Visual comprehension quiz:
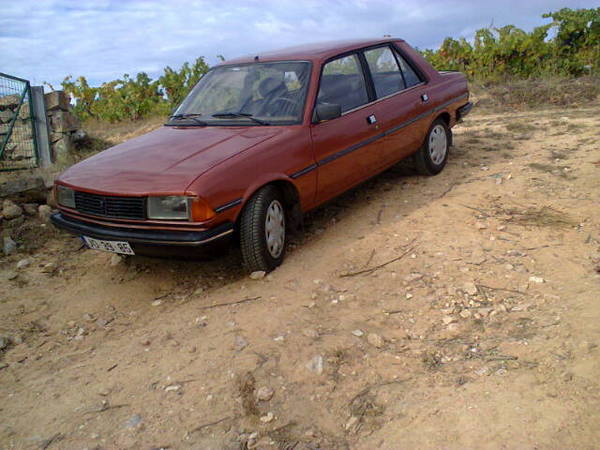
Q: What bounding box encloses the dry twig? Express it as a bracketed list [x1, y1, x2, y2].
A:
[341, 247, 414, 278]
[196, 296, 262, 311]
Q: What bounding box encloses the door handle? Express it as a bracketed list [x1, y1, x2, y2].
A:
[366, 114, 377, 125]
[421, 94, 429, 103]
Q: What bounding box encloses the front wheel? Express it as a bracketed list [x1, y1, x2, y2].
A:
[239, 185, 287, 272]
[414, 119, 451, 175]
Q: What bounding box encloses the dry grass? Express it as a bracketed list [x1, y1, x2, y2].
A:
[472, 77, 600, 110]
[497, 204, 575, 228]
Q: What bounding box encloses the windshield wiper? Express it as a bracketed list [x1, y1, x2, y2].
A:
[167, 113, 207, 126]
[211, 112, 270, 126]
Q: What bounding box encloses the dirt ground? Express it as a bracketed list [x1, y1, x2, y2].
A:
[1, 103, 599, 449]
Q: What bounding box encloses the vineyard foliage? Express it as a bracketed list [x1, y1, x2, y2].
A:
[60, 7, 599, 122]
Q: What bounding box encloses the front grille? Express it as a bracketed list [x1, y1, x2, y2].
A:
[74, 191, 146, 220]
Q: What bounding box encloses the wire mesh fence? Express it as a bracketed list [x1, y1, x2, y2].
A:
[0, 73, 38, 170]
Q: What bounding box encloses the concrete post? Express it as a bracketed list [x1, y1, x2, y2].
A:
[31, 86, 52, 168]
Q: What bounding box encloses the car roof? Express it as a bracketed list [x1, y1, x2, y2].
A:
[218, 38, 404, 66]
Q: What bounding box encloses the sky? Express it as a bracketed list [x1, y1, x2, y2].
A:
[1, 0, 598, 88]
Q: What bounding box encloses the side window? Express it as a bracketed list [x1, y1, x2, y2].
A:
[394, 49, 422, 87]
[318, 54, 369, 113]
[363, 46, 405, 98]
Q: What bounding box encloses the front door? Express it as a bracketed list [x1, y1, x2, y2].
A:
[310, 53, 384, 203]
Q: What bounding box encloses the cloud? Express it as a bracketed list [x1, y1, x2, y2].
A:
[1, 0, 597, 88]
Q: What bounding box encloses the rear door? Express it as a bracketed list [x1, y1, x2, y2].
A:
[310, 53, 385, 202]
[362, 45, 430, 162]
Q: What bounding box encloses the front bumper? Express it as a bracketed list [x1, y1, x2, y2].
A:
[457, 102, 473, 121]
[51, 212, 234, 246]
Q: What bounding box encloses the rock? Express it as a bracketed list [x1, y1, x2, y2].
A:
[475, 222, 487, 230]
[22, 203, 38, 216]
[302, 328, 319, 338]
[463, 282, 478, 296]
[345, 416, 359, 432]
[234, 335, 248, 351]
[3, 216, 25, 230]
[124, 414, 142, 429]
[38, 204, 52, 222]
[0, 336, 9, 350]
[367, 333, 384, 348]
[3, 236, 17, 256]
[2, 200, 23, 219]
[404, 272, 424, 282]
[529, 276, 545, 283]
[110, 254, 123, 266]
[260, 412, 274, 423]
[44, 91, 70, 111]
[48, 110, 80, 132]
[306, 355, 324, 374]
[459, 310, 472, 319]
[351, 329, 364, 337]
[442, 316, 457, 325]
[41, 262, 57, 273]
[72, 129, 88, 142]
[256, 386, 274, 401]
[151, 300, 162, 306]
[1, 271, 18, 281]
[16, 258, 31, 270]
[0, 175, 48, 203]
[165, 384, 181, 392]
[477, 307, 493, 317]
[83, 313, 94, 322]
[249, 271, 266, 280]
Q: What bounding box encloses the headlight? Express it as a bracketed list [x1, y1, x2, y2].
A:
[56, 185, 75, 208]
[147, 196, 190, 220]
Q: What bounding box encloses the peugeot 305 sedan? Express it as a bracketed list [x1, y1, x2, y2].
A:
[51, 38, 472, 272]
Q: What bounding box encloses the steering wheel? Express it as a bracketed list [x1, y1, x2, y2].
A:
[262, 96, 300, 117]
[271, 97, 298, 107]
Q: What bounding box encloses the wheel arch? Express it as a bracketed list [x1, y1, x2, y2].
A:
[430, 112, 453, 147]
[233, 176, 302, 233]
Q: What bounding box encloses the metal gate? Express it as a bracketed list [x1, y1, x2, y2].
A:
[0, 73, 38, 170]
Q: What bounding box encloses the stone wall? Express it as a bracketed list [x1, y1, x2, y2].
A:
[44, 91, 81, 163]
[0, 90, 82, 168]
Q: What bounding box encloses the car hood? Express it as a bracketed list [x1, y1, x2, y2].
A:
[59, 125, 283, 195]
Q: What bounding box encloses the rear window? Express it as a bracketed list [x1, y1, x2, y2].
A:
[393, 49, 422, 87]
[364, 46, 405, 98]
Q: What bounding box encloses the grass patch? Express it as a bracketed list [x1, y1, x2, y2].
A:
[505, 122, 536, 133]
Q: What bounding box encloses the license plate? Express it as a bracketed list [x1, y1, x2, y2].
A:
[82, 236, 135, 255]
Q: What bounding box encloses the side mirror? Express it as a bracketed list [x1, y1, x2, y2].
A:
[313, 103, 342, 123]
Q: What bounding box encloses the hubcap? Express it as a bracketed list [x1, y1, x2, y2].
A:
[428, 124, 447, 165]
[265, 200, 285, 258]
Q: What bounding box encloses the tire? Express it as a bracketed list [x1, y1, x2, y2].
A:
[239, 185, 286, 272]
[414, 118, 451, 175]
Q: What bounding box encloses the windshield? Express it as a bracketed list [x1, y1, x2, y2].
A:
[171, 61, 311, 126]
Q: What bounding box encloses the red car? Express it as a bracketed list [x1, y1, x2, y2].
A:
[51, 38, 472, 272]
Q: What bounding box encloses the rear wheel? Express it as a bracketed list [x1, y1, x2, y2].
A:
[239, 185, 286, 272]
[414, 118, 450, 175]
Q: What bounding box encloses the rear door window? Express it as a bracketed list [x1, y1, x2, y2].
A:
[393, 49, 423, 87]
[364, 46, 405, 98]
[318, 54, 369, 113]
